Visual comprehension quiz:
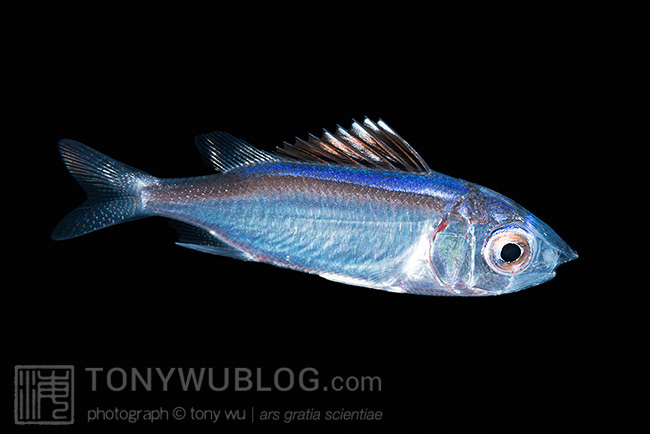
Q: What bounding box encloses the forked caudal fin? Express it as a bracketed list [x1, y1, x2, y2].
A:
[52, 139, 158, 240]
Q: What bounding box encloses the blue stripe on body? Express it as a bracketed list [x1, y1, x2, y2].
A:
[239, 162, 470, 202]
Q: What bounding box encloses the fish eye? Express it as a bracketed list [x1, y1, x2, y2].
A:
[483, 226, 534, 275]
[500, 243, 522, 262]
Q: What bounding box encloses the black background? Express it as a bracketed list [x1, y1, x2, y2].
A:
[7, 7, 611, 431]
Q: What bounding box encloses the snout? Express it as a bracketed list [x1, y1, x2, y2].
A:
[557, 245, 578, 266]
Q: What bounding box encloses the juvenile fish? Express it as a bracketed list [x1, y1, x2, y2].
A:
[53, 118, 577, 295]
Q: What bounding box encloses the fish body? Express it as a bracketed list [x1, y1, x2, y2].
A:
[53, 119, 577, 296]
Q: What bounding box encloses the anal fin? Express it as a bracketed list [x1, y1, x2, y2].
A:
[170, 221, 255, 261]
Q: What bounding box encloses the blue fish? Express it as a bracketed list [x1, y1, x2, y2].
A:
[53, 118, 577, 295]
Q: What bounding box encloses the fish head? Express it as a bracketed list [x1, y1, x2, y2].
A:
[453, 187, 578, 296]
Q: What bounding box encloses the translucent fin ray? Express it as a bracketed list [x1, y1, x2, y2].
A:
[170, 220, 255, 261]
[195, 131, 280, 172]
[52, 140, 158, 240]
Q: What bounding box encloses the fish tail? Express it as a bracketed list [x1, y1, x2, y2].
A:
[52, 139, 158, 240]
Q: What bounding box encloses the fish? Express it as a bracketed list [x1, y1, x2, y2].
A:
[52, 118, 577, 296]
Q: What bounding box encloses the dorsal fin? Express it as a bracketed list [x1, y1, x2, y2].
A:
[195, 131, 280, 172]
[276, 118, 431, 173]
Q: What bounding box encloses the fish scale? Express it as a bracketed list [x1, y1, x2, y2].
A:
[145, 166, 443, 283]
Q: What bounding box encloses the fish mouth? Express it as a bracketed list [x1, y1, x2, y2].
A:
[524, 214, 578, 269]
[556, 246, 578, 267]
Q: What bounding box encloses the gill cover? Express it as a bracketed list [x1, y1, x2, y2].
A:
[430, 216, 475, 290]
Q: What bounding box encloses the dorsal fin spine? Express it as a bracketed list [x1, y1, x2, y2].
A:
[306, 134, 352, 164]
[352, 119, 407, 168]
[322, 129, 366, 166]
[275, 118, 430, 173]
[374, 118, 429, 172]
[335, 124, 389, 168]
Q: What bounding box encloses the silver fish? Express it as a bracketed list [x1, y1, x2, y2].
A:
[53, 118, 577, 296]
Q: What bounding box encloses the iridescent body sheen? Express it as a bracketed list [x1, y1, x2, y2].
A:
[53, 119, 577, 296]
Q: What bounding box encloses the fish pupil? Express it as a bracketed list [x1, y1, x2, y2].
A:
[500, 243, 522, 263]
